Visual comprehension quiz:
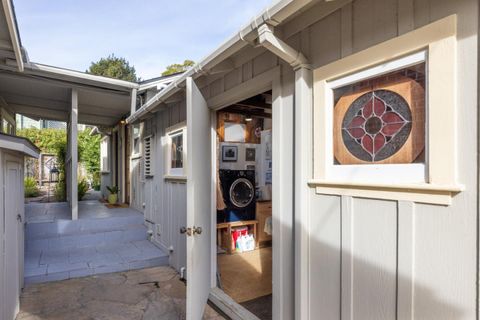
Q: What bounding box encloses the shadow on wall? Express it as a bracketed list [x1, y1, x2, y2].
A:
[302, 197, 464, 320]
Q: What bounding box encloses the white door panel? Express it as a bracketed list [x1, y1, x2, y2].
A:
[186, 77, 212, 320]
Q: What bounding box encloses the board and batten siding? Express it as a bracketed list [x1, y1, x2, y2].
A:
[132, 101, 187, 272]
[133, 0, 477, 318]
[281, 0, 478, 319]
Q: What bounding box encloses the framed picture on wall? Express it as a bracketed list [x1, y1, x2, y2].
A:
[222, 145, 238, 162]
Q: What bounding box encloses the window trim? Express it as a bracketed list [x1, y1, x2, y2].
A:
[312, 15, 462, 205]
[131, 123, 143, 159]
[165, 121, 187, 180]
[100, 135, 110, 173]
[325, 51, 427, 184]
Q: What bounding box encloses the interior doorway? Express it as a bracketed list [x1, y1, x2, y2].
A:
[215, 91, 273, 320]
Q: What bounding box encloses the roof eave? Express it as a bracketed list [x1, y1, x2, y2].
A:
[127, 0, 308, 124]
[23, 62, 139, 91]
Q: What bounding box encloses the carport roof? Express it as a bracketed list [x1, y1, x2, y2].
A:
[0, 64, 138, 126]
[0, 0, 140, 127]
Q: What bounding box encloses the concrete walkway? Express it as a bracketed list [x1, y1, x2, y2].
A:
[25, 201, 169, 284]
[17, 266, 224, 320]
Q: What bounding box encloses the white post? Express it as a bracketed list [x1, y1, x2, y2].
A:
[130, 88, 137, 115]
[272, 69, 295, 320]
[38, 154, 43, 186]
[70, 89, 78, 220]
[294, 66, 313, 320]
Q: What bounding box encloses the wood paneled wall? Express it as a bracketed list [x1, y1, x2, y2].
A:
[131, 101, 188, 272]
[136, 0, 478, 318]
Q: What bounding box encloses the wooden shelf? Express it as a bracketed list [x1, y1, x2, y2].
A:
[217, 220, 258, 254]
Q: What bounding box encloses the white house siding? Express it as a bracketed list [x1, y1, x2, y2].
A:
[0, 150, 26, 320]
[135, 0, 477, 318]
[277, 0, 477, 319]
[134, 101, 188, 272]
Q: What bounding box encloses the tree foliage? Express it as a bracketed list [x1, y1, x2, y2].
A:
[17, 128, 66, 154]
[162, 59, 195, 76]
[87, 54, 138, 82]
[78, 130, 101, 175]
[18, 128, 100, 201]
[17, 128, 100, 176]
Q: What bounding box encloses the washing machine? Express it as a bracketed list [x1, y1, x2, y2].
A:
[218, 169, 256, 222]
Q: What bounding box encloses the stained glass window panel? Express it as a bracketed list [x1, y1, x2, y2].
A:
[333, 63, 425, 165]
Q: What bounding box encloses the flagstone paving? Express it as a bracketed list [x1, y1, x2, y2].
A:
[16, 266, 224, 320]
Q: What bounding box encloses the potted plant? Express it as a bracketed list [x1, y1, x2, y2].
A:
[106, 186, 119, 204]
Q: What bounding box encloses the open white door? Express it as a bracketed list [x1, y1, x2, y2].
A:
[185, 77, 212, 320]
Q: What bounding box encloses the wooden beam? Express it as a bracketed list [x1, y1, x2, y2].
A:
[0, 91, 69, 110]
[9, 104, 68, 121]
[0, 49, 15, 59]
[0, 40, 12, 50]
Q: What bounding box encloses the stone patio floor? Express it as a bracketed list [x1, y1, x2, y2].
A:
[16, 266, 225, 320]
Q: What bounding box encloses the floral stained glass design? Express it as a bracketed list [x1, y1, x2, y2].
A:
[341, 90, 412, 162]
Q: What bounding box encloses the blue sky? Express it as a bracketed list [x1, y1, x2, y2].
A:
[13, 0, 272, 80]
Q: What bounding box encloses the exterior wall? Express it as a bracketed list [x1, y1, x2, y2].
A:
[278, 0, 477, 319]
[132, 101, 187, 271]
[134, 0, 478, 318]
[0, 149, 25, 320]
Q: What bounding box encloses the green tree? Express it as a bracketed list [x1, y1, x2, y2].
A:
[87, 54, 138, 81]
[18, 126, 99, 176]
[17, 127, 99, 201]
[78, 129, 101, 176]
[162, 59, 195, 76]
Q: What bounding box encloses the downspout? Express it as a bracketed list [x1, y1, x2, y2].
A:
[255, 23, 312, 320]
[256, 23, 310, 70]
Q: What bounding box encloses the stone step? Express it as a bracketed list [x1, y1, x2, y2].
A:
[26, 214, 145, 239]
[26, 224, 148, 252]
[25, 240, 169, 284]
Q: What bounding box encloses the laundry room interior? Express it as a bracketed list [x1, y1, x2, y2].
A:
[215, 90, 273, 319]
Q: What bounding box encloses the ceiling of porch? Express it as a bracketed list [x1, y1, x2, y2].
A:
[0, 70, 132, 126]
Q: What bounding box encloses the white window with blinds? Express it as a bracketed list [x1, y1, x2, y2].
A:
[100, 136, 110, 173]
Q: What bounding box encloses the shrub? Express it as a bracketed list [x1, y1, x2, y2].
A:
[24, 177, 39, 197]
[54, 180, 66, 201]
[92, 172, 101, 191]
[78, 179, 89, 201]
[106, 186, 119, 194]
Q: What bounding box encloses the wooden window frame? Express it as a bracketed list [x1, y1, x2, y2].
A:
[326, 51, 427, 184]
[164, 121, 187, 180]
[100, 136, 110, 173]
[131, 123, 142, 159]
[311, 15, 462, 205]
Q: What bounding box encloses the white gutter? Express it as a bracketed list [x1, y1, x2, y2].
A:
[1, 0, 24, 72]
[22, 62, 139, 90]
[127, 0, 315, 123]
[137, 74, 182, 91]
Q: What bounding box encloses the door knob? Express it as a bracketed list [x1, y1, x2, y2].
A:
[193, 226, 202, 235]
[17, 214, 22, 223]
[180, 227, 192, 236]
